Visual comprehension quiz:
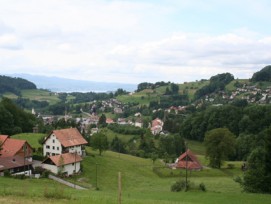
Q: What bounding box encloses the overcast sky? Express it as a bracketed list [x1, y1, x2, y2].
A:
[1, 0, 271, 84]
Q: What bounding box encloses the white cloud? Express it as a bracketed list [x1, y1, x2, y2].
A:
[0, 0, 271, 84]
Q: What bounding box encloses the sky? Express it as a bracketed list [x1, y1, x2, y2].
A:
[0, 0, 271, 84]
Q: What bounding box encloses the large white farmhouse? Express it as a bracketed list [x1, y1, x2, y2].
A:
[43, 128, 88, 157]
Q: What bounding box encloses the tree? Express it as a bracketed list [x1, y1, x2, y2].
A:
[91, 132, 108, 155]
[242, 127, 271, 193]
[204, 128, 236, 168]
[98, 114, 107, 128]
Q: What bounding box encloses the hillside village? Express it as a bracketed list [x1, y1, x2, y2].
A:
[0, 66, 271, 201]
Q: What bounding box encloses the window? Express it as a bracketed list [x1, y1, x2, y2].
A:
[53, 139, 55, 143]
[47, 152, 50, 156]
[72, 163, 75, 166]
[57, 147, 59, 150]
[52, 146, 55, 150]
[46, 145, 50, 149]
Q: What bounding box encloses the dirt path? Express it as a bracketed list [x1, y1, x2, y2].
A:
[49, 174, 87, 190]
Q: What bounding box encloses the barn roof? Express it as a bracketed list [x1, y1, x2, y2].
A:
[175, 149, 203, 170]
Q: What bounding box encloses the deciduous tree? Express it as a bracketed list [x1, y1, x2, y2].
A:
[204, 128, 236, 168]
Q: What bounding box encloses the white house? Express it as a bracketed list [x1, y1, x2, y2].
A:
[151, 118, 164, 135]
[43, 128, 88, 157]
[41, 153, 82, 176]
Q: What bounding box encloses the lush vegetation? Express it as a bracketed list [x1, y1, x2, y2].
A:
[0, 75, 36, 96]
[195, 73, 234, 99]
[251, 65, 271, 82]
[0, 98, 37, 135]
[1, 148, 271, 204]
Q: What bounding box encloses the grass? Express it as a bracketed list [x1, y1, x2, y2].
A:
[21, 89, 60, 105]
[1, 137, 271, 204]
[11, 133, 46, 149]
[103, 128, 136, 143]
[1, 148, 271, 204]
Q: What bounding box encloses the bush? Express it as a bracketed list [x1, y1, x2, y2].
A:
[171, 180, 186, 192]
[3, 170, 11, 177]
[199, 182, 206, 191]
[42, 170, 50, 178]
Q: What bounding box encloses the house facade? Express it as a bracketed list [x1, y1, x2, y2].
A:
[43, 128, 88, 157]
[0, 155, 32, 176]
[42, 153, 82, 176]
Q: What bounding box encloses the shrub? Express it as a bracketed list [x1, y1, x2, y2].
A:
[3, 170, 11, 177]
[171, 180, 186, 192]
[42, 170, 50, 178]
[199, 182, 206, 192]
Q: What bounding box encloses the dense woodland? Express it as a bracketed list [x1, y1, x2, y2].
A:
[0, 75, 36, 96]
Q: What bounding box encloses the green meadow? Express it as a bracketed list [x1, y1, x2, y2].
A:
[1, 146, 271, 204]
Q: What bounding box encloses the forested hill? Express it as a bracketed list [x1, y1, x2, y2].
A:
[0, 75, 37, 95]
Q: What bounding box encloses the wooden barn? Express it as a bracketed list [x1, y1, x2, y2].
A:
[175, 149, 203, 170]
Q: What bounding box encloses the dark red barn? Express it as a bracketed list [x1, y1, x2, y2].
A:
[175, 149, 203, 170]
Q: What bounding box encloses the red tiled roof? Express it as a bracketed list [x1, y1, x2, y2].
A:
[106, 118, 114, 124]
[0, 138, 31, 157]
[176, 149, 203, 170]
[152, 118, 163, 127]
[0, 135, 9, 144]
[0, 155, 32, 171]
[43, 153, 82, 167]
[47, 128, 88, 147]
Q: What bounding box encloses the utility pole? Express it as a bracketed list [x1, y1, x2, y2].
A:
[96, 162, 98, 190]
[118, 172, 122, 204]
[185, 142, 188, 191]
[23, 143, 26, 175]
[74, 151, 77, 189]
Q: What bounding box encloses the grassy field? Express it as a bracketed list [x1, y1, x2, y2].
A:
[1, 147, 271, 203]
[12, 133, 46, 149]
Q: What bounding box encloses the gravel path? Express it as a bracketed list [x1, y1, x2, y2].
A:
[49, 174, 87, 190]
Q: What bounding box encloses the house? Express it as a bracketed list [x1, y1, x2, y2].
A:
[117, 118, 127, 125]
[42, 128, 88, 157]
[114, 107, 123, 114]
[0, 155, 33, 176]
[41, 153, 82, 176]
[0, 135, 33, 161]
[174, 149, 202, 170]
[151, 118, 163, 135]
[106, 118, 114, 124]
[135, 118, 143, 128]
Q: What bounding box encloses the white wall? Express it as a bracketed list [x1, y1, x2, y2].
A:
[42, 162, 81, 176]
[67, 145, 83, 156]
[43, 134, 62, 156]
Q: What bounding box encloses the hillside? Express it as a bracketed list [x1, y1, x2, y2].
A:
[0, 75, 36, 95]
[1, 147, 271, 204]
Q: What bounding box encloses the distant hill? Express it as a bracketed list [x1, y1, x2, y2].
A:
[9, 74, 137, 93]
[251, 65, 271, 82]
[0, 75, 36, 95]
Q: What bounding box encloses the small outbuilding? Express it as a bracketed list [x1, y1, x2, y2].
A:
[42, 152, 82, 176]
[174, 149, 203, 170]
